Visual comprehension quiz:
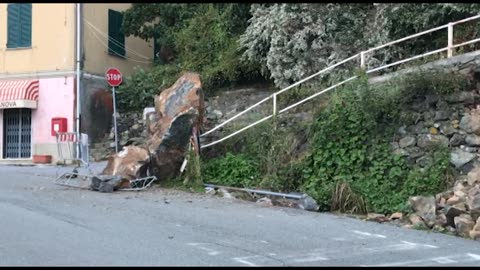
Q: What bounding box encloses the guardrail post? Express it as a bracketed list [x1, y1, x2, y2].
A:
[360, 51, 366, 69]
[447, 23, 453, 58]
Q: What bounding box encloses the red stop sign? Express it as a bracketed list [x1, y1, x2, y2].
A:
[105, 67, 123, 87]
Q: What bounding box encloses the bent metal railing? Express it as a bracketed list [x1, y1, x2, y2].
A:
[200, 14, 480, 149]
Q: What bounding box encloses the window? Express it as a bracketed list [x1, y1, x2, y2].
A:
[7, 4, 32, 48]
[108, 9, 125, 57]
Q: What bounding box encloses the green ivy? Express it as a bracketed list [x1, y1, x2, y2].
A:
[202, 153, 260, 188]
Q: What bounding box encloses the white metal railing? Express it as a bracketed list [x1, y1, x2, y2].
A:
[200, 14, 480, 149]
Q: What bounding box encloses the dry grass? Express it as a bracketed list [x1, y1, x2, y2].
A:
[330, 181, 367, 215]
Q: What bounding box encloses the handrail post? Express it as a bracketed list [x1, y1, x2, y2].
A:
[272, 93, 277, 130]
[272, 94, 277, 116]
[360, 51, 366, 69]
[447, 22, 454, 58]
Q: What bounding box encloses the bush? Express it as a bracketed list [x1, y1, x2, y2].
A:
[299, 73, 459, 213]
[175, 4, 260, 93]
[202, 153, 260, 188]
[201, 71, 465, 214]
[116, 64, 180, 112]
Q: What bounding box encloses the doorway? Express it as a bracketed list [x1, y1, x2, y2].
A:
[3, 108, 32, 158]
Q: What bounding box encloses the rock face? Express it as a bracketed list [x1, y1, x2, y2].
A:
[101, 73, 204, 184]
[147, 73, 204, 181]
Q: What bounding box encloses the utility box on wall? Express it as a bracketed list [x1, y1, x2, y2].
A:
[51, 117, 67, 136]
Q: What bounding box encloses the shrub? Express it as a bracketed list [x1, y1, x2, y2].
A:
[202, 153, 260, 188]
[116, 64, 180, 112]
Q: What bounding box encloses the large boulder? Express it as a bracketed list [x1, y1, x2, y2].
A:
[147, 73, 204, 181]
[100, 73, 204, 185]
[101, 145, 151, 188]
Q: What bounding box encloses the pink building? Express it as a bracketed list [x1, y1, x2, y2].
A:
[0, 3, 153, 164]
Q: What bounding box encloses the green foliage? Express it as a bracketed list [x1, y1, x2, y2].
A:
[394, 71, 473, 100]
[202, 153, 260, 188]
[299, 73, 457, 213]
[175, 4, 260, 92]
[240, 3, 480, 87]
[122, 4, 198, 51]
[119, 3, 261, 109]
[182, 146, 204, 192]
[240, 4, 373, 88]
[116, 65, 179, 112]
[201, 71, 464, 214]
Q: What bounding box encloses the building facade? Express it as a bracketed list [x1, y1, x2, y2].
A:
[0, 3, 153, 163]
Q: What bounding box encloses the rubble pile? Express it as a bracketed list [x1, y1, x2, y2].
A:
[89, 112, 148, 162]
[403, 166, 480, 240]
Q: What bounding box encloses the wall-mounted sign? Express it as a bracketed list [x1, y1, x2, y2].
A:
[0, 100, 37, 109]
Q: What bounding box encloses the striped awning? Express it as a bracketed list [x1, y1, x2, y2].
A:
[0, 80, 39, 109]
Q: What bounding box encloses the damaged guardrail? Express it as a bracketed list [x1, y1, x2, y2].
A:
[203, 183, 319, 211]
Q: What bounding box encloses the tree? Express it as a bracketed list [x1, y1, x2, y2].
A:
[239, 3, 480, 88]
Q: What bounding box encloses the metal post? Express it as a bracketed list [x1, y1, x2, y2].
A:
[447, 23, 453, 58]
[75, 3, 82, 159]
[272, 93, 277, 131]
[360, 51, 366, 69]
[112, 86, 118, 153]
[272, 94, 277, 116]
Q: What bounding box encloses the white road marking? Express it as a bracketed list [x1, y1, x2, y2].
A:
[467, 253, 480, 260]
[401, 241, 438, 249]
[186, 242, 220, 256]
[431, 257, 457, 264]
[282, 249, 330, 263]
[366, 253, 476, 266]
[260, 240, 268, 244]
[233, 256, 260, 266]
[352, 230, 386, 238]
[293, 255, 329, 263]
[332, 237, 346, 241]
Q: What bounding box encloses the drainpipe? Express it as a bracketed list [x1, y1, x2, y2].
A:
[75, 3, 82, 159]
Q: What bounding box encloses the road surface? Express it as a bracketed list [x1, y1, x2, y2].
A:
[0, 163, 479, 266]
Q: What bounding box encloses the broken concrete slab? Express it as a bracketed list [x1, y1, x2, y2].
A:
[298, 195, 319, 211]
[101, 146, 151, 188]
[90, 175, 125, 193]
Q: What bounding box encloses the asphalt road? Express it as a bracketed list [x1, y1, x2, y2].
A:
[0, 163, 479, 266]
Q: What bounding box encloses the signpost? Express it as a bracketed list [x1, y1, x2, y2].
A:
[105, 67, 122, 153]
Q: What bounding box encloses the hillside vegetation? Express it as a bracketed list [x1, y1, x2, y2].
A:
[117, 3, 480, 112]
[116, 4, 480, 214]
